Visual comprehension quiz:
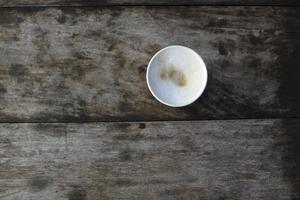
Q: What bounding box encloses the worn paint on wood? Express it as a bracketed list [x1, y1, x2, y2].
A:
[0, 119, 299, 199]
[0, 0, 299, 7]
[0, 7, 299, 122]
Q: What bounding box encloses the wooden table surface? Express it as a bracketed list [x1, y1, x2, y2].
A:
[0, 1, 299, 200]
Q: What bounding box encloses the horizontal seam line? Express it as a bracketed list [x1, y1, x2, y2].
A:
[0, 5, 299, 9]
[0, 116, 299, 124]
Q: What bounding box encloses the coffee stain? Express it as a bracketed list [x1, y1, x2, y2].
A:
[169, 68, 187, 86]
[160, 66, 187, 87]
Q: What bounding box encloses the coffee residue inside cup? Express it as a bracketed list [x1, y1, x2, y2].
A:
[160, 65, 187, 86]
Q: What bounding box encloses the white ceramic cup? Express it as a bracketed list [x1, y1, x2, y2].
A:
[146, 45, 207, 107]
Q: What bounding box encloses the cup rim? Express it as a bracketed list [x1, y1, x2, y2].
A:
[146, 45, 208, 107]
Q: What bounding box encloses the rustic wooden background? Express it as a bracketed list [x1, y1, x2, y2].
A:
[0, 0, 299, 200]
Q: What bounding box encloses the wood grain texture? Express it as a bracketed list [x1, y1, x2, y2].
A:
[0, 7, 299, 122]
[0, 119, 299, 199]
[0, 0, 300, 7]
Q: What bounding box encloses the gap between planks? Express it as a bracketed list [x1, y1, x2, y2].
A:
[0, 4, 300, 8]
[0, 116, 299, 124]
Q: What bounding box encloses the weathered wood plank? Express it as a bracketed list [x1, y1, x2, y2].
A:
[0, 0, 299, 7]
[0, 7, 299, 122]
[0, 119, 299, 199]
